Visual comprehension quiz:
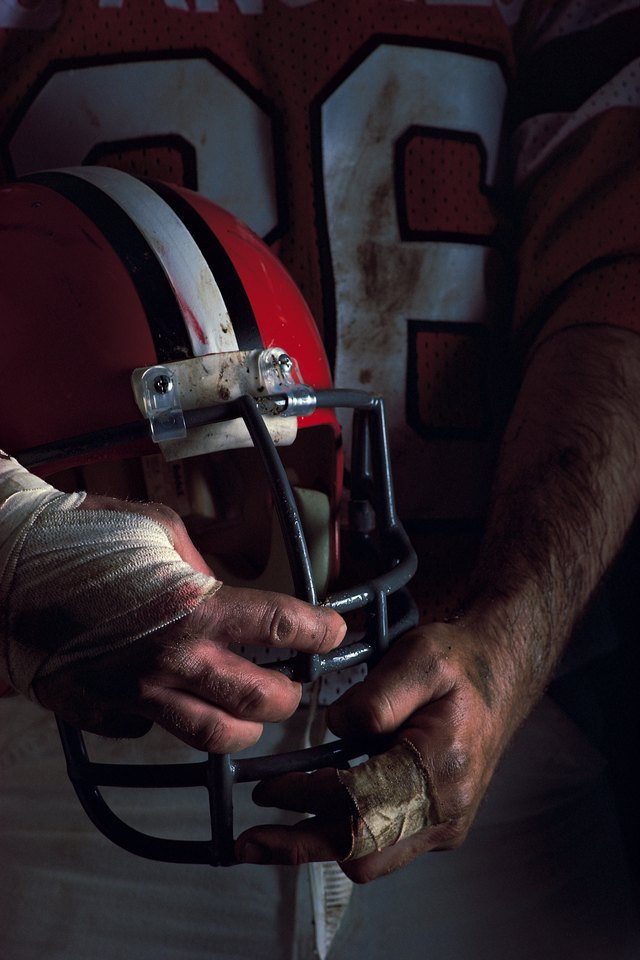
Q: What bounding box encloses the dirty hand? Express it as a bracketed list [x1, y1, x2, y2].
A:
[0, 471, 345, 750]
[236, 619, 518, 882]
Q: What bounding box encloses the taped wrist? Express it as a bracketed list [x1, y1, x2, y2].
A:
[0, 455, 221, 699]
[337, 740, 441, 860]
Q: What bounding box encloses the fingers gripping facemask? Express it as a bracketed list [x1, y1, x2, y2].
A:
[336, 740, 441, 860]
[0, 454, 221, 699]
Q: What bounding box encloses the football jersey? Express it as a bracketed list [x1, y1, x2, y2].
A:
[2, 11, 640, 960]
[1, 0, 639, 620]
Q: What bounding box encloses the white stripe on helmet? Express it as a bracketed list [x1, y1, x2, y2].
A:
[59, 166, 239, 355]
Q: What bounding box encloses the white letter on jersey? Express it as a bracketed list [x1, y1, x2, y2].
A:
[7, 58, 278, 238]
[322, 45, 506, 514]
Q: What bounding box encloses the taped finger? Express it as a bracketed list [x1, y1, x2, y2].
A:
[337, 739, 442, 861]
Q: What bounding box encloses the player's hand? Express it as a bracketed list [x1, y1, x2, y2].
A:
[236, 619, 518, 881]
[30, 495, 346, 751]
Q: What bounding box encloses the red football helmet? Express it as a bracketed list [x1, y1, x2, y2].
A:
[2, 167, 417, 865]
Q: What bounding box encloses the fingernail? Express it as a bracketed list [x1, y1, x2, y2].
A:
[239, 842, 272, 865]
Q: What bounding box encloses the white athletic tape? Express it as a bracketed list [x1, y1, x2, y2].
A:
[0, 455, 221, 699]
[337, 741, 440, 860]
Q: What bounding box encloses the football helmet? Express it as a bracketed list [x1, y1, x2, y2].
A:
[2, 167, 417, 865]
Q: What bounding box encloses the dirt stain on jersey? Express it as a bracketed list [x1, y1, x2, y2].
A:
[340, 69, 425, 352]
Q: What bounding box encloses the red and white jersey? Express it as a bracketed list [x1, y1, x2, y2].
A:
[1, 0, 639, 613]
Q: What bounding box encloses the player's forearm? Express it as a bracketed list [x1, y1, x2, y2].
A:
[460, 324, 640, 719]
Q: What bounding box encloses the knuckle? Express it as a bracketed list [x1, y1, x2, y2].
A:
[412, 648, 451, 685]
[233, 680, 270, 719]
[443, 788, 474, 823]
[355, 690, 399, 734]
[178, 707, 240, 754]
[284, 836, 331, 868]
[152, 694, 198, 741]
[132, 636, 198, 690]
[267, 603, 296, 647]
[132, 676, 158, 707]
[265, 598, 344, 651]
[280, 845, 310, 868]
[200, 717, 234, 753]
[312, 607, 346, 652]
[140, 501, 193, 551]
[431, 818, 470, 851]
[163, 637, 203, 679]
[147, 501, 183, 530]
[197, 713, 262, 754]
[436, 745, 472, 786]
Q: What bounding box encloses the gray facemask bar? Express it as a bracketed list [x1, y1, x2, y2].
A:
[21, 388, 418, 865]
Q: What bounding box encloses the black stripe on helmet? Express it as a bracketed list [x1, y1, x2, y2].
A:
[146, 179, 263, 351]
[21, 170, 193, 363]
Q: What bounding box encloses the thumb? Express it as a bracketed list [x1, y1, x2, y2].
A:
[192, 584, 347, 656]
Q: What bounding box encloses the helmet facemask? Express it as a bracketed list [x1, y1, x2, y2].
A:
[4, 167, 417, 865]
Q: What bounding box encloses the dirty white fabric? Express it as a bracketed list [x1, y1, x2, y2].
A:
[0, 457, 220, 698]
[308, 860, 355, 960]
[337, 740, 437, 860]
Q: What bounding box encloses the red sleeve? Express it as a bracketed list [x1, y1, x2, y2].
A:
[512, 3, 640, 359]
